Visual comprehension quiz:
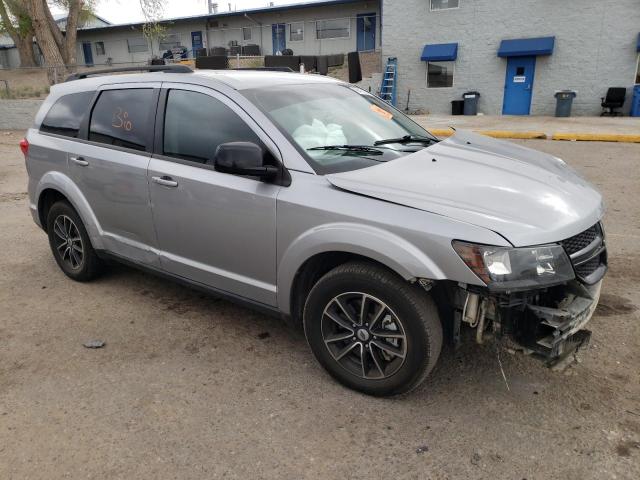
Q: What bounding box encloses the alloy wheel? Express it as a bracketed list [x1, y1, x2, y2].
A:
[53, 214, 84, 270]
[321, 292, 407, 379]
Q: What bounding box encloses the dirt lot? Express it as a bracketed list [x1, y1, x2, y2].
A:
[0, 131, 639, 479]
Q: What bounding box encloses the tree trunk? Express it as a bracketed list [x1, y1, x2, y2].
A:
[14, 36, 37, 67]
[24, 0, 66, 83]
[62, 0, 82, 69]
[0, 0, 37, 67]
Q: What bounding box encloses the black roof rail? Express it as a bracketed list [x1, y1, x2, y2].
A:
[230, 67, 295, 72]
[65, 64, 193, 82]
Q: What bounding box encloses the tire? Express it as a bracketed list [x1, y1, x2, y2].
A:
[303, 261, 443, 397]
[46, 201, 103, 282]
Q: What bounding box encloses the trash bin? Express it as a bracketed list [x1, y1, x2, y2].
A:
[463, 91, 480, 115]
[630, 85, 640, 117]
[451, 100, 464, 115]
[554, 90, 577, 117]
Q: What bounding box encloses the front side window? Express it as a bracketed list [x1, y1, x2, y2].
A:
[431, 0, 460, 10]
[127, 36, 148, 53]
[242, 27, 252, 41]
[163, 89, 262, 164]
[636, 55, 640, 84]
[290, 22, 304, 41]
[427, 61, 454, 88]
[243, 84, 437, 175]
[95, 41, 105, 55]
[159, 33, 181, 50]
[316, 18, 350, 39]
[89, 89, 154, 151]
[40, 91, 94, 138]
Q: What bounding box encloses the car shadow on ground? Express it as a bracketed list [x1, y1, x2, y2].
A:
[94, 260, 608, 408]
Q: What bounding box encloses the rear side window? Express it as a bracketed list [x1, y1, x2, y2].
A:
[40, 91, 94, 138]
[163, 89, 262, 163]
[89, 89, 154, 152]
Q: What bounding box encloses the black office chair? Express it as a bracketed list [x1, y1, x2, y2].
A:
[600, 87, 626, 116]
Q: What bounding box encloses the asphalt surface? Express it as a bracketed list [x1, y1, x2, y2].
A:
[1, 131, 639, 479]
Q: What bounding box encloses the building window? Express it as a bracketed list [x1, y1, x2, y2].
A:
[427, 61, 454, 88]
[95, 42, 105, 56]
[159, 33, 181, 50]
[242, 27, 252, 41]
[127, 36, 148, 53]
[290, 22, 304, 42]
[431, 0, 460, 11]
[316, 18, 350, 40]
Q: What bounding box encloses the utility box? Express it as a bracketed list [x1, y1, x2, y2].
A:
[554, 90, 577, 117]
[630, 85, 640, 117]
[463, 91, 480, 115]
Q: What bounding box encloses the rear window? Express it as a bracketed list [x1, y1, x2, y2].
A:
[89, 89, 154, 152]
[40, 91, 94, 138]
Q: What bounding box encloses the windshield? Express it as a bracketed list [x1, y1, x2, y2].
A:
[242, 83, 438, 174]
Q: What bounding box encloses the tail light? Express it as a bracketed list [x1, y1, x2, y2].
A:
[20, 138, 29, 158]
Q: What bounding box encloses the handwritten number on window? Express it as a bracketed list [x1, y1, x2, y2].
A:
[111, 107, 133, 131]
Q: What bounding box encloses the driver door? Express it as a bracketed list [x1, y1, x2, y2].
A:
[147, 84, 282, 306]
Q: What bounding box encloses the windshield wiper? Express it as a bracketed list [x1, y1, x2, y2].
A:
[307, 145, 384, 155]
[373, 135, 437, 146]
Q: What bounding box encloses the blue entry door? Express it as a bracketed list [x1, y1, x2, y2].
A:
[357, 13, 376, 51]
[191, 31, 203, 56]
[272, 24, 286, 54]
[82, 42, 93, 66]
[502, 56, 536, 115]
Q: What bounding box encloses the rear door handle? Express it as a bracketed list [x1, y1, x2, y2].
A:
[151, 175, 179, 188]
[69, 155, 89, 166]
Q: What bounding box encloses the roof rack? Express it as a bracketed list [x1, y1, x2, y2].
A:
[65, 64, 192, 82]
[230, 67, 295, 72]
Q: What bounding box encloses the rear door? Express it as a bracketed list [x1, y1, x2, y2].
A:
[69, 83, 160, 264]
[147, 83, 281, 306]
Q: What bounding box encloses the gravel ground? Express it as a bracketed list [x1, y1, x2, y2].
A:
[1, 131, 639, 479]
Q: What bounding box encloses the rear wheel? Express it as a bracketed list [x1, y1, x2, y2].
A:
[46, 201, 103, 281]
[303, 261, 442, 396]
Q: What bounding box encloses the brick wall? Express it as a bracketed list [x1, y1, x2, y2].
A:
[382, 0, 640, 115]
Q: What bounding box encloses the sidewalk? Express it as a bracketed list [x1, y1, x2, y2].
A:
[410, 114, 640, 142]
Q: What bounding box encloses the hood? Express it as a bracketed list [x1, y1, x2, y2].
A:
[326, 130, 604, 246]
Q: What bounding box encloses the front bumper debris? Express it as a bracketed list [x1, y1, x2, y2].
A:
[452, 279, 602, 365]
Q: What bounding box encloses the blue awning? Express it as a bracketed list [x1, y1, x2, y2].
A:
[497, 36, 555, 57]
[421, 43, 458, 62]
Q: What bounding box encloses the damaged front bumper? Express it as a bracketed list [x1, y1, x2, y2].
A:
[454, 279, 603, 366]
[449, 222, 608, 366]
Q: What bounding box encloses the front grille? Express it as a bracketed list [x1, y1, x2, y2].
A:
[561, 224, 600, 256]
[560, 223, 607, 284]
[575, 256, 601, 278]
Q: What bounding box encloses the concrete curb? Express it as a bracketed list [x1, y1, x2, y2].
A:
[551, 133, 640, 143]
[430, 128, 547, 140]
[430, 128, 640, 143]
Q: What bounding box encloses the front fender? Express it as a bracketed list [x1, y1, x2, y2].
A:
[35, 171, 105, 250]
[277, 222, 446, 314]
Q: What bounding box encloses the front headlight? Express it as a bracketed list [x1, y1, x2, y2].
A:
[452, 241, 574, 291]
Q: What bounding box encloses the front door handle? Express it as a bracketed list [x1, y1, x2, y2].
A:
[69, 156, 89, 166]
[152, 175, 179, 188]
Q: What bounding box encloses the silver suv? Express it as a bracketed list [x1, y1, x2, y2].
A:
[23, 67, 607, 396]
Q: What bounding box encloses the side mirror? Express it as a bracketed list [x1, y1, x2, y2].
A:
[214, 142, 278, 178]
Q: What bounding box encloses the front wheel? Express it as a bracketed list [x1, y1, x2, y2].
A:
[303, 261, 442, 396]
